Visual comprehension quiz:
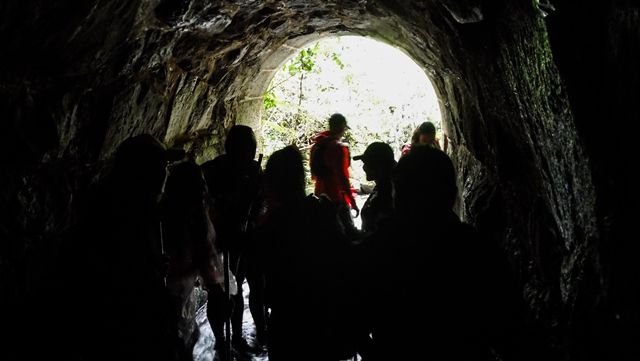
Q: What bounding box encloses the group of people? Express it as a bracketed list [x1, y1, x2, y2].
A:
[308, 115, 446, 236]
[62, 113, 527, 361]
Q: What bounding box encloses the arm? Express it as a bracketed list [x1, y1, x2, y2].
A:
[339, 145, 359, 215]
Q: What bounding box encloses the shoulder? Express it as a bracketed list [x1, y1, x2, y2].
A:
[305, 193, 333, 209]
[324, 139, 347, 156]
[203, 154, 227, 165]
[335, 139, 349, 149]
[201, 155, 228, 173]
[317, 193, 337, 210]
[248, 159, 261, 175]
[304, 194, 338, 219]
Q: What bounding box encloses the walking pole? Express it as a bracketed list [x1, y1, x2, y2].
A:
[223, 247, 231, 361]
[159, 221, 167, 287]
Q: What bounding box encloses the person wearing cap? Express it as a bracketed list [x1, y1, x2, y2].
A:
[310, 113, 359, 230]
[349, 142, 397, 360]
[353, 142, 397, 235]
[401, 121, 441, 157]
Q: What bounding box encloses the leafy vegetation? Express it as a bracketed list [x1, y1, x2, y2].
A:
[260, 36, 441, 191]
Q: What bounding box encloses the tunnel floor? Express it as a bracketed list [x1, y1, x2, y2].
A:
[194, 281, 268, 361]
[194, 281, 363, 361]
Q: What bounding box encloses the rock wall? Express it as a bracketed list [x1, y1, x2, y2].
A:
[1, 0, 638, 359]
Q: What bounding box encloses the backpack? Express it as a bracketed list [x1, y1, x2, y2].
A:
[310, 138, 332, 179]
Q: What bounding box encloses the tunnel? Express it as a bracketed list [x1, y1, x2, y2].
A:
[1, 1, 639, 360]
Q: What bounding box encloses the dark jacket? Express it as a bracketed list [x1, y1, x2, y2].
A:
[361, 210, 520, 360]
[259, 194, 352, 360]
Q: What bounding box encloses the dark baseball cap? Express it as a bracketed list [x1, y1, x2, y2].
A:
[329, 113, 350, 130]
[353, 142, 395, 164]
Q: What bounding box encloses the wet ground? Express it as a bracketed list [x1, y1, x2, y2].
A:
[193, 281, 267, 361]
[193, 281, 361, 361]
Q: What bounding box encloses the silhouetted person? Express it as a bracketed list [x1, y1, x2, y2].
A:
[260, 146, 354, 361]
[350, 142, 397, 359]
[201, 125, 266, 352]
[401, 121, 441, 156]
[353, 142, 396, 235]
[362, 145, 522, 360]
[161, 161, 226, 361]
[310, 113, 359, 235]
[68, 134, 183, 361]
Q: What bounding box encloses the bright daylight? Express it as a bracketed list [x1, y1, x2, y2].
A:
[260, 35, 443, 194]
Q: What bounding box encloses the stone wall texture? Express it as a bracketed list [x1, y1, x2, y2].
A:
[1, 1, 638, 360]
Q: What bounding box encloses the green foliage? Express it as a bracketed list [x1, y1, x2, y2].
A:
[331, 52, 344, 69]
[261, 107, 327, 192]
[263, 90, 277, 110]
[286, 43, 321, 76]
[264, 42, 344, 157]
[262, 107, 325, 155]
[344, 73, 354, 85]
[260, 36, 441, 189]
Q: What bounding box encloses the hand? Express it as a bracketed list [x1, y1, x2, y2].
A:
[351, 203, 360, 218]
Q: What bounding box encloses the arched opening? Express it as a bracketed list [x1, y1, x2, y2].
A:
[191, 33, 449, 361]
[255, 35, 443, 227]
[1, 1, 619, 360]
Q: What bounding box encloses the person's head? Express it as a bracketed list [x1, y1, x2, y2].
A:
[164, 161, 207, 206]
[416, 121, 436, 145]
[265, 146, 306, 205]
[328, 113, 349, 137]
[392, 145, 456, 215]
[225, 125, 257, 161]
[112, 134, 184, 199]
[353, 142, 396, 182]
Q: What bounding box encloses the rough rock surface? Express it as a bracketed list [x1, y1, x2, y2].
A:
[1, 1, 638, 360]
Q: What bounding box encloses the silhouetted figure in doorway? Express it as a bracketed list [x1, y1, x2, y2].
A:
[161, 161, 226, 361]
[401, 121, 441, 156]
[201, 125, 266, 352]
[260, 145, 353, 361]
[350, 142, 397, 360]
[68, 134, 183, 361]
[310, 113, 359, 236]
[363, 145, 522, 360]
[353, 142, 396, 235]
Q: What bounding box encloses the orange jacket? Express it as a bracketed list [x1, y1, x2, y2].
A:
[311, 131, 355, 207]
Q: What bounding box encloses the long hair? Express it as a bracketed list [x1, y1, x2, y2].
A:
[393, 145, 457, 214]
[162, 162, 221, 285]
[265, 145, 306, 202]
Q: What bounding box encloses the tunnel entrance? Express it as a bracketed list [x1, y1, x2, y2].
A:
[0, 0, 617, 359]
[254, 35, 443, 226]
